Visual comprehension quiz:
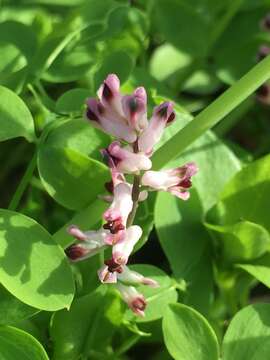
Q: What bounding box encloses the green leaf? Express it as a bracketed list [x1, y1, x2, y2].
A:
[94, 50, 134, 90]
[0, 86, 35, 142]
[222, 303, 270, 360]
[0, 325, 49, 360]
[50, 288, 123, 360]
[152, 55, 270, 169]
[0, 209, 74, 311]
[162, 303, 219, 360]
[207, 154, 270, 233]
[154, 0, 209, 56]
[45, 119, 110, 159]
[55, 89, 90, 114]
[236, 253, 270, 289]
[215, 8, 269, 84]
[125, 265, 178, 323]
[205, 220, 270, 263]
[0, 286, 38, 325]
[37, 146, 110, 210]
[53, 199, 107, 248]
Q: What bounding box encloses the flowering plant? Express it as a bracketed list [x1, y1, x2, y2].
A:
[1, 2, 270, 360]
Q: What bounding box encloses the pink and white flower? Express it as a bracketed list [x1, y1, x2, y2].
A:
[141, 162, 198, 200]
[138, 101, 176, 155]
[103, 182, 133, 233]
[121, 87, 148, 132]
[65, 225, 109, 261]
[102, 141, 152, 174]
[113, 225, 142, 265]
[115, 283, 147, 317]
[117, 266, 159, 287]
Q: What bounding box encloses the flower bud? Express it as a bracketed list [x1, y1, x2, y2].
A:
[115, 283, 147, 317]
[122, 87, 148, 132]
[138, 101, 175, 155]
[117, 266, 159, 287]
[113, 225, 142, 265]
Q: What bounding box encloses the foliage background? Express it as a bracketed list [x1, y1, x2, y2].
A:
[1, 0, 270, 359]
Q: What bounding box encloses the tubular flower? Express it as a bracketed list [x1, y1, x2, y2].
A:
[102, 141, 152, 174]
[121, 87, 148, 132]
[115, 283, 147, 317]
[103, 182, 133, 233]
[66, 73, 198, 316]
[138, 101, 176, 155]
[112, 225, 142, 265]
[141, 162, 198, 200]
[65, 226, 109, 262]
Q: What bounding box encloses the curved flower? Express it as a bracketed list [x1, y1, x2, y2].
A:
[122, 87, 148, 132]
[65, 226, 109, 262]
[103, 182, 133, 233]
[117, 266, 159, 287]
[115, 283, 147, 317]
[102, 141, 152, 174]
[138, 101, 175, 155]
[112, 225, 142, 265]
[141, 162, 198, 200]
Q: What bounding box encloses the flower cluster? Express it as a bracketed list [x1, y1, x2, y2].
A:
[65, 74, 198, 316]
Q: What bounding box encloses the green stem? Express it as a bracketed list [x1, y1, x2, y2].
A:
[114, 334, 140, 356]
[152, 55, 270, 169]
[8, 152, 37, 211]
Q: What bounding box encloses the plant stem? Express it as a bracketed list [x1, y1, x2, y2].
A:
[126, 174, 141, 227]
[114, 334, 140, 356]
[152, 55, 270, 169]
[8, 152, 37, 211]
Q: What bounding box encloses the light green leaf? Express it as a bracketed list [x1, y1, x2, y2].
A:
[38, 146, 110, 210]
[205, 220, 270, 263]
[236, 253, 270, 289]
[44, 119, 110, 159]
[163, 303, 219, 360]
[0, 210, 74, 311]
[0, 326, 49, 360]
[0, 86, 35, 142]
[55, 88, 90, 114]
[154, 0, 209, 56]
[94, 50, 134, 90]
[125, 265, 178, 323]
[222, 303, 270, 360]
[50, 288, 123, 360]
[207, 153, 270, 232]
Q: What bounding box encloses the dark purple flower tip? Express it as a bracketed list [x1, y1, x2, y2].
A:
[179, 178, 192, 189]
[155, 101, 175, 125]
[256, 84, 270, 105]
[65, 244, 87, 261]
[261, 13, 270, 30]
[257, 45, 270, 62]
[104, 258, 123, 273]
[103, 218, 125, 234]
[105, 180, 114, 194]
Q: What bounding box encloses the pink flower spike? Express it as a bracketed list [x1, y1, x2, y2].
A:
[141, 162, 198, 199]
[116, 283, 147, 317]
[122, 87, 148, 132]
[138, 101, 175, 154]
[113, 225, 142, 265]
[103, 141, 152, 174]
[118, 265, 159, 288]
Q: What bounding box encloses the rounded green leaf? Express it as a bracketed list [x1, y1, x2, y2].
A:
[55, 89, 90, 114]
[223, 303, 270, 360]
[0, 325, 49, 360]
[45, 119, 110, 159]
[0, 209, 74, 311]
[162, 303, 219, 360]
[38, 146, 110, 210]
[0, 86, 35, 142]
[125, 264, 178, 323]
